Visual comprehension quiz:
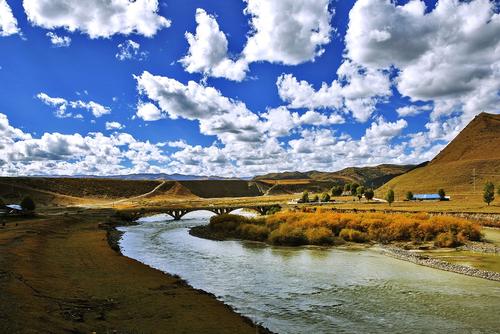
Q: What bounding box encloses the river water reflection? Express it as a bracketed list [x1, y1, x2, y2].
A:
[118, 211, 500, 334]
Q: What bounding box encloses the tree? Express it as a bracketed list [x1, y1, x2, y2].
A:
[364, 189, 374, 201]
[312, 194, 319, 202]
[483, 182, 495, 206]
[321, 192, 331, 202]
[350, 183, 360, 196]
[406, 191, 414, 201]
[331, 185, 342, 197]
[300, 191, 309, 203]
[20, 196, 36, 212]
[385, 189, 395, 206]
[343, 183, 351, 193]
[356, 186, 365, 201]
[438, 189, 446, 201]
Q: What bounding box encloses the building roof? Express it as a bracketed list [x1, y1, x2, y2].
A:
[413, 194, 441, 200]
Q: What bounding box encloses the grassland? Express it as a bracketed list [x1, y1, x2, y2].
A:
[0, 209, 271, 333]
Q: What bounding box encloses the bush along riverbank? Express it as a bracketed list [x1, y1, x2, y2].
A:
[190, 211, 483, 247]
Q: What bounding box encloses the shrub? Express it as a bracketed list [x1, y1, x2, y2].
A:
[237, 224, 270, 241]
[305, 227, 335, 245]
[350, 183, 360, 196]
[321, 193, 331, 202]
[20, 196, 36, 212]
[331, 186, 343, 196]
[300, 191, 309, 203]
[385, 190, 395, 206]
[438, 189, 446, 200]
[434, 231, 460, 248]
[339, 228, 368, 243]
[0, 197, 5, 208]
[356, 186, 365, 201]
[483, 182, 495, 206]
[406, 191, 414, 201]
[268, 225, 307, 246]
[364, 189, 374, 201]
[311, 195, 319, 202]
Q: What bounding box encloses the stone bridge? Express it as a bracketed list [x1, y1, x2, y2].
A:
[119, 204, 281, 221]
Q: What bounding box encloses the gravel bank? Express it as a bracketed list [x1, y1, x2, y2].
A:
[380, 246, 500, 282]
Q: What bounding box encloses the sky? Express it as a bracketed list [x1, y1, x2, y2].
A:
[0, 0, 499, 177]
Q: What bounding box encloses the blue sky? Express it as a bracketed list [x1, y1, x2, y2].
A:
[0, 0, 499, 176]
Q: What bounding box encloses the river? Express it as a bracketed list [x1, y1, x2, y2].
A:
[118, 211, 500, 334]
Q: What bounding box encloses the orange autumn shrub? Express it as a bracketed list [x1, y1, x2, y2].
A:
[201, 211, 482, 247]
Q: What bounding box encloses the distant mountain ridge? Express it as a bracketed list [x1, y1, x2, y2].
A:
[30, 173, 240, 181]
[253, 163, 418, 188]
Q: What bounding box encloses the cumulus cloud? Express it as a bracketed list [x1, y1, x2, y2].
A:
[242, 0, 333, 65]
[116, 40, 148, 61]
[180, 9, 248, 81]
[345, 0, 500, 131]
[23, 0, 170, 38]
[136, 102, 163, 121]
[0, 0, 20, 36]
[0, 113, 168, 176]
[37, 93, 111, 118]
[105, 121, 125, 131]
[396, 104, 432, 117]
[277, 59, 391, 122]
[46, 32, 71, 47]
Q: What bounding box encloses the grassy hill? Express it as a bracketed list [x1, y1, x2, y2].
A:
[378, 113, 500, 197]
[253, 164, 416, 188]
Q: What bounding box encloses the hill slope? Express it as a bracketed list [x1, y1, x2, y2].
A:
[253, 164, 416, 188]
[378, 113, 500, 196]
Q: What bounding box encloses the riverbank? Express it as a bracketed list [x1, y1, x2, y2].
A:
[0, 208, 273, 333]
[379, 246, 500, 282]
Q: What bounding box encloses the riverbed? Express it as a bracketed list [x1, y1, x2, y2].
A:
[118, 211, 500, 334]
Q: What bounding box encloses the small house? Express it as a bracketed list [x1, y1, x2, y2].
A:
[413, 194, 450, 201]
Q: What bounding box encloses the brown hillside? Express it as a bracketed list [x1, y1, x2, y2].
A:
[431, 113, 500, 163]
[253, 164, 415, 188]
[378, 113, 500, 197]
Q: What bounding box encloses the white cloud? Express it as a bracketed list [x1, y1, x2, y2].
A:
[0, 113, 168, 176]
[242, 0, 333, 65]
[277, 59, 391, 122]
[105, 121, 125, 131]
[0, 0, 20, 36]
[46, 32, 71, 47]
[396, 104, 432, 117]
[180, 8, 248, 81]
[37, 93, 110, 118]
[23, 0, 170, 38]
[136, 102, 163, 121]
[116, 40, 148, 61]
[345, 0, 500, 122]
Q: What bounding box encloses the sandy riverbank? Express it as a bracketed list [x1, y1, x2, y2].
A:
[0, 209, 272, 333]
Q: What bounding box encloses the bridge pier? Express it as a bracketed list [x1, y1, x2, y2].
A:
[209, 207, 236, 216]
[165, 209, 190, 220]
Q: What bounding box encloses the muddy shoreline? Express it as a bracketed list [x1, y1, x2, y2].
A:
[102, 217, 276, 334]
[0, 209, 275, 333]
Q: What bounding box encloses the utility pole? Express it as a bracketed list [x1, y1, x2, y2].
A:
[473, 168, 476, 194]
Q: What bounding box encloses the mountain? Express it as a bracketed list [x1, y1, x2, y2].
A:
[253, 164, 417, 188]
[378, 112, 500, 196]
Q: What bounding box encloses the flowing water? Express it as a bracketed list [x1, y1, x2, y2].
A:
[118, 211, 500, 334]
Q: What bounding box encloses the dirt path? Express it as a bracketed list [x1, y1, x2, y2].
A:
[0, 210, 271, 333]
